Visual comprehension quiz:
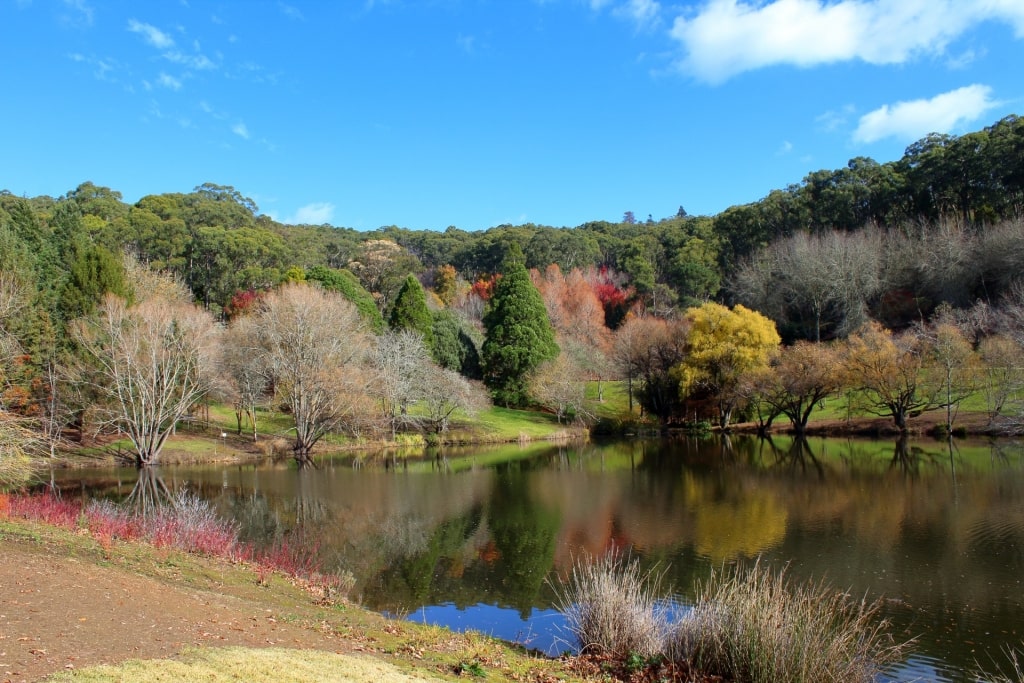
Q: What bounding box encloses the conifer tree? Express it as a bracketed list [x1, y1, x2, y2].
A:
[389, 275, 434, 348]
[482, 245, 558, 406]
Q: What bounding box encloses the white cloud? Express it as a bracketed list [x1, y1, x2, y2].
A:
[127, 19, 175, 49]
[853, 84, 999, 144]
[777, 140, 793, 155]
[232, 122, 250, 139]
[157, 72, 182, 90]
[670, 0, 1024, 83]
[273, 202, 336, 225]
[164, 50, 216, 70]
[614, 0, 661, 29]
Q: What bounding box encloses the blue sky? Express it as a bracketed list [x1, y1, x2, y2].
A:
[3, 1, 1022, 231]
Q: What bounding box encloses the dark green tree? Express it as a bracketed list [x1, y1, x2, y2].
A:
[481, 245, 558, 406]
[59, 242, 130, 321]
[431, 309, 481, 379]
[389, 275, 434, 348]
[305, 265, 385, 333]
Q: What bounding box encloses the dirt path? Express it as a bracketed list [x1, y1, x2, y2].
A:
[0, 543, 346, 682]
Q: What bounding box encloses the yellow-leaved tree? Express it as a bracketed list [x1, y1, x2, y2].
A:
[673, 302, 780, 429]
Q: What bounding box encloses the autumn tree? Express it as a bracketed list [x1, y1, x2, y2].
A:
[71, 279, 220, 467]
[481, 247, 558, 406]
[433, 264, 459, 306]
[612, 315, 689, 421]
[841, 322, 940, 432]
[252, 283, 372, 463]
[674, 303, 780, 429]
[918, 320, 978, 434]
[762, 341, 845, 434]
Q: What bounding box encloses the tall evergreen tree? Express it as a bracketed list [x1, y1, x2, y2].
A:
[482, 245, 558, 406]
[389, 274, 434, 348]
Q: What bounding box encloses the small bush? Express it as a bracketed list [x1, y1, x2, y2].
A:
[552, 549, 666, 659]
[669, 561, 908, 683]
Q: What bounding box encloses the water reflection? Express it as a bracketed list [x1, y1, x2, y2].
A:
[49, 436, 1024, 682]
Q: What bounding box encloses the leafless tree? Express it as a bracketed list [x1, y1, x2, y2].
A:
[529, 353, 593, 425]
[221, 315, 270, 441]
[253, 283, 372, 464]
[371, 329, 431, 438]
[420, 367, 488, 435]
[72, 289, 221, 467]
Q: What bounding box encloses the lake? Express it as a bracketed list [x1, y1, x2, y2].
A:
[48, 435, 1024, 682]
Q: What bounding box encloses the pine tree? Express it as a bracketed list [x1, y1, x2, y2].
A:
[482, 245, 558, 406]
[389, 274, 434, 348]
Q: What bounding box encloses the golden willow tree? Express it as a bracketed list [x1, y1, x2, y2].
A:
[674, 303, 780, 429]
[72, 273, 220, 468]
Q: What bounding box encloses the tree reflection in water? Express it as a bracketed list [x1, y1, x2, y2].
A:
[126, 467, 175, 517]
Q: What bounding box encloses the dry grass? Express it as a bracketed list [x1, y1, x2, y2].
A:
[552, 549, 667, 659]
[671, 561, 909, 683]
[45, 646, 443, 682]
[979, 646, 1024, 683]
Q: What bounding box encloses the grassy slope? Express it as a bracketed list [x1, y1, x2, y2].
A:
[0, 516, 586, 683]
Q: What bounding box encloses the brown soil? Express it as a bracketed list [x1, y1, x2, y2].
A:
[0, 539, 349, 682]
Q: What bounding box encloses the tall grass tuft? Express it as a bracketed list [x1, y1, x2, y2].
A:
[977, 645, 1024, 683]
[552, 549, 666, 659]
[669, 561, 908, 683]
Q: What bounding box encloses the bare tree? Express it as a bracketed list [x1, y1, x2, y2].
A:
[978, 335, 1024, 423]
[529, 353, 593, 425]
[420, 367, 488, 435]
[253, 283, 372, 464]
[371, 329, 431, 438]
[221, 315, 270, 441]
[72, 290, 221, 467]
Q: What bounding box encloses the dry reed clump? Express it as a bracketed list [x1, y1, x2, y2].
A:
[669, 561, 908, 683]
[552, 549, 666, 659]
[555, 552, 910, 683]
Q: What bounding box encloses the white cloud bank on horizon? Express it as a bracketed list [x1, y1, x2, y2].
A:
[670, 0, 1024, 83]
[853, 84, 1000, 144]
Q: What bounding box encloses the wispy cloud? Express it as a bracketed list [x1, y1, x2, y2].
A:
[670, 0, 1024, 83]
[776, 140, 793, 156]
[157, 72, 182, 90]
[127, 19, 175, 49]
[232, 122, 250, 139]
[272, 202, 336, 225]
[613, 0, 662, 30]
[278, 2, 304, 20]
[61, 0, 94, 27]
[853, 84, 999, 144]
[164, 50, 216, 70]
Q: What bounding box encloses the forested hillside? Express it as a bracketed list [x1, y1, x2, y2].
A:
[1, 113, 1023, 463]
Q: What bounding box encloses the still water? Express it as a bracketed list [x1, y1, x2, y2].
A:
[50, 436, 1024, 682]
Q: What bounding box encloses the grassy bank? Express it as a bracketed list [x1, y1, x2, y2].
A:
[0, 498, 588, 682]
